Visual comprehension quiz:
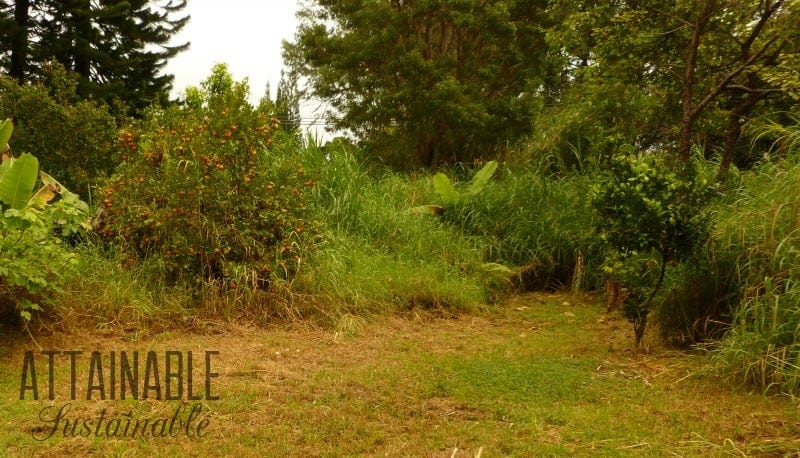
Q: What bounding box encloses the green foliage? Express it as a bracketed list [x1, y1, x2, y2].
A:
[0, 117, 11, 149]
[0, 153, 38, 210]
[97, 65, 319, 289]
[0, 68, 120, 194]
[593, 155, 712, 258]
[709, 138, 800, 394]
[465, 161, 499, 198]
[451, 169, 603, 291]
[432, 172, 461, 207]
[0, 0, 189, 114]
[592, 154, 713, 345]
[408, 160, 603, 291]
[543, 0, 800, 167]
[414, 161, 498, 211]
[285, 0, 552, 167]
[0, 118, 90, 323]
[288, 142, 498, 315]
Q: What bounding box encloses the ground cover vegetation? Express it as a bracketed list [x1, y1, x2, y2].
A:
[2, 294, 799, 456]
[1, 0, 800, 421]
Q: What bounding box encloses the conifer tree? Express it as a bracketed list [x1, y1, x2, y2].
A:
[0, 0, 189, 113]
[275, 70, 301, 134]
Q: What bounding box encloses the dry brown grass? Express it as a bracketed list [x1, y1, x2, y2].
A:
[1, 292, 799, 456]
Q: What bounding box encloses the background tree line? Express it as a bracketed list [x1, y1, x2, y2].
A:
[286, 0, 800, 173]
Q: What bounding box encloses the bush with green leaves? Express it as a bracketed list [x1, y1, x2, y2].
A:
[592, 153, 713, 345]
[0, 118, 90, 323]
[0, 64, 120, 195]
[97, 65, 319, 290]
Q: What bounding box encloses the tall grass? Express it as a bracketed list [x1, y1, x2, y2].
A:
[709, 151, 800, 394]
[291, 142, 492, 319]
[294, 140, 608, 318]
[446, 167, 604, 291]
[47, 242, 193, 331]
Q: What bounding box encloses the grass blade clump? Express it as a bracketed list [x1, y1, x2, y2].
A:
[293, 144, 491, 319]
[710, 135, 800, 393]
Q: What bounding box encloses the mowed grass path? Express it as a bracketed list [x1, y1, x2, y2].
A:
[1, 293, 798, 457]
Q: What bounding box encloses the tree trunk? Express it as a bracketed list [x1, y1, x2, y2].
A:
[717, 92, 763, 182]
[10, 0, 30, 83]
[678, 1, 716, 161]
[71, 0, 93, 80]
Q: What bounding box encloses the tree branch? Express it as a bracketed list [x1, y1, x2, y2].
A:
[740, 0, 784, 57]
[725, 84, 784, 95]
[690, 35, 780, 119]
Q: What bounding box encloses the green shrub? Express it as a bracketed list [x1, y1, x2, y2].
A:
[97, 65, 319, 290]
[0, 64, 120, 195]
[0, 118, 91, 324]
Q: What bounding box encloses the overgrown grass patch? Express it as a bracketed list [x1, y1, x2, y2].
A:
[450, 167, 604, 290]
[707, 157, 800, 394]
[293, 148, 493, 318]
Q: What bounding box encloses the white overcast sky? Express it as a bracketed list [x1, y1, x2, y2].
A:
[163, 1, 330, 138]
[165, 0, 298, 100]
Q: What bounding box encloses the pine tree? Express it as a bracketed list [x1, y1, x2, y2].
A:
[0, 0, 189, 113]
[275, 70, 301, 134]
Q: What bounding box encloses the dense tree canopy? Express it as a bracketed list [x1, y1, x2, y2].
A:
[0, 0, 189, 114]
[288, 0, 799, 171]
[285, 0, 556, 167]
[537, 0, 800, 173]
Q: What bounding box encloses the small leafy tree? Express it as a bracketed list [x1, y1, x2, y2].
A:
[591, 154, 712, 346]
[0, 118, 90, 323]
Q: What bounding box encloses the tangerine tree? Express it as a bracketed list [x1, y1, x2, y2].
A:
[97, 65, 319, 290]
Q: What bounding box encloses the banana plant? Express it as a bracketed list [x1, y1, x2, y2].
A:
[412, 160, 498, 215]
[0, 153, 40, 210]
[1, 118, 91, 323]
[0, 119, 85, 214]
